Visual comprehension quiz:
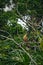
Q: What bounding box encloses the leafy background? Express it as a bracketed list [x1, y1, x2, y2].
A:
[0, 0, 43, 65]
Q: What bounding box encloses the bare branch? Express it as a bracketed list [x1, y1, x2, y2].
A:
[0, 29, 12, 38]
[17, 10, 36, 31]
[0, 35, 37, 65]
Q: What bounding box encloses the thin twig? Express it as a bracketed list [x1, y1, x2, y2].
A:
[16, 6, 36, 31]
[0, 35, 37, 65]
[0, 29, 12, 38]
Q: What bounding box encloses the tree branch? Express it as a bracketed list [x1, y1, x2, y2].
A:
[0, 35, 37, 65]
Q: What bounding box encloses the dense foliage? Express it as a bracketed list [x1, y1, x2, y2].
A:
[0, 0, 43, 65]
